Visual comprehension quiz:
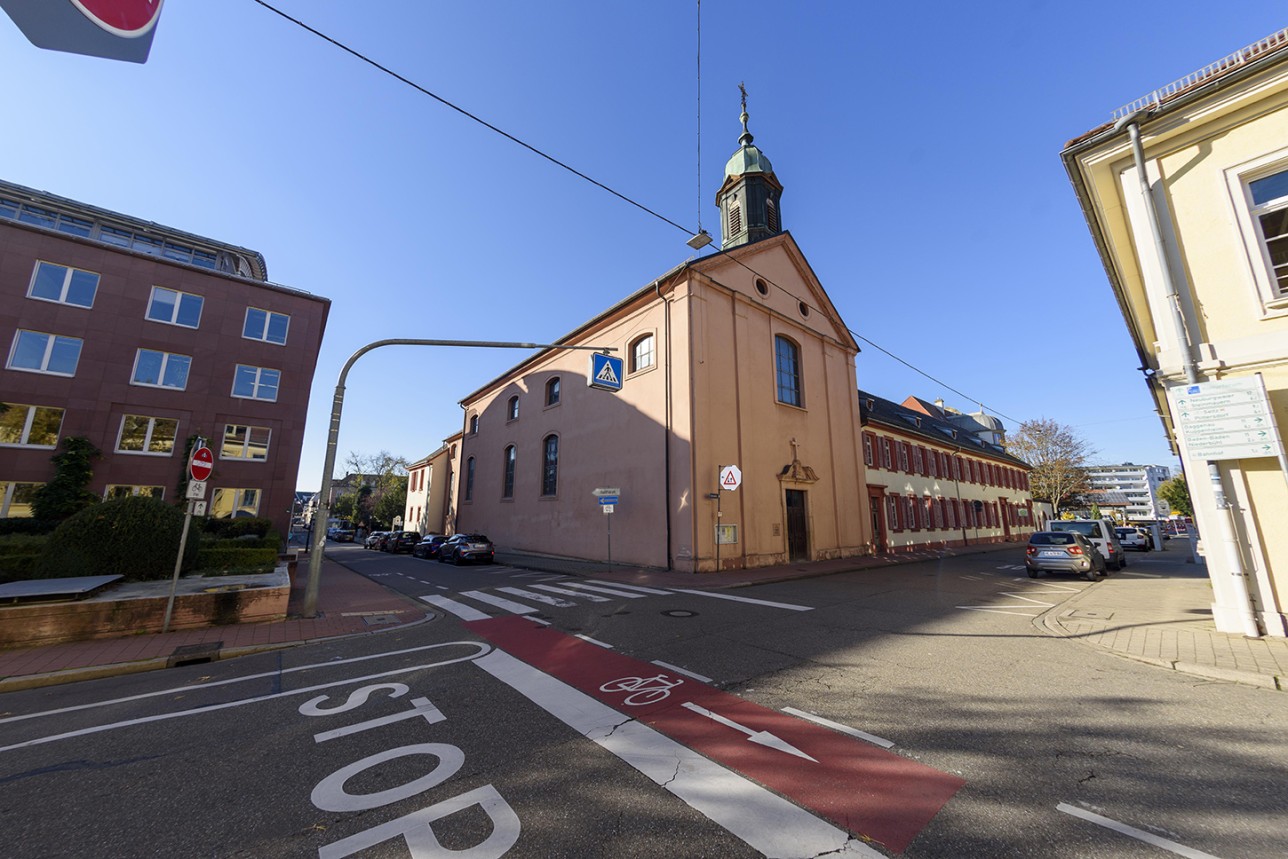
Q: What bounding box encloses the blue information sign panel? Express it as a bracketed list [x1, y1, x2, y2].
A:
[588, 353, 624, 393]
[597, 495, 619, 505]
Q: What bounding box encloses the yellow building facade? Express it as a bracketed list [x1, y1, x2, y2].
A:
[1063, 29, 1288, 636]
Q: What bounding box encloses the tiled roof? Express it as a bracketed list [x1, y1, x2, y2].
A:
[859, 389, 1030, 468]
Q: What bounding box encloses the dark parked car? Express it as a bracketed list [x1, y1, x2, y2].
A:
[412, 534, 448, 559]
[385, 531, 422, 554]
[364, 531, 389, 550]
[1025, 531, 1107, 581]
[439, 533, 495, 565]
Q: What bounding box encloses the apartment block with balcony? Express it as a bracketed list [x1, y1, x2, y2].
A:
[1086, 463, 1171, 521]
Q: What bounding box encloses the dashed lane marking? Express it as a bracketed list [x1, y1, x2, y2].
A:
[1056, 803, 1221, 858]
[669, 588, 814, 611]
[651, 660, 713, 683]
[781, 707, 895, 749]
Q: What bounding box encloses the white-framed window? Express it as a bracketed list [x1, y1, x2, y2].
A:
[1226, 152, 1288, 313]
[232, 365, 280, 401]
[221, 424, 271, 461]
[243, 307, 289, 345]
[116, 415, 179, 455]
[0, 403, 64, 448]
[27, 261, 98, 308]
[146, 286, 204, 328]
[630, 334, 655, 373]
[132, 349, 191, 389]
[104, 485, 164, 500]
[0, 481, 43, 517]
[7, 329, 82, 376]
[211, 487, 261, 519]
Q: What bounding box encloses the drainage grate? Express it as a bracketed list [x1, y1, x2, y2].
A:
[363, 614, 400, 626]
[168, 641, 223, 668]
[1064, 610, 1114, 620]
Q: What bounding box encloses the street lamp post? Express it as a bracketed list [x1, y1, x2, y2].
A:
[303, 338, 616, 617]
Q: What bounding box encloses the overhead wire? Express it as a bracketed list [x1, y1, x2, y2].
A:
[250, 0, 1020, 427]
[250, 0, 696, 237]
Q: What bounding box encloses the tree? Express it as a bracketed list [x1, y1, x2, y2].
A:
[343, 449, 409, 529]
[332, 493, 357, 521]
[1006, 418, 1094, 517]
[1157, 476, 1193, 517]
[374, 481, 408, 529]
[31, 436, 101, 521]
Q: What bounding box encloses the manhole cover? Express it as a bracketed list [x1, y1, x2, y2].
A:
[363, 614, 399, 626]
[1065, 609, 1113, 620]
[662, 609, 697, 618]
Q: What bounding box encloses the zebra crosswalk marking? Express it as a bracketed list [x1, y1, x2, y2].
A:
[421, 594, 490, 621]
[586, 580, 672, 595]
[496, 586, 577, 608]
[460, 590, 540, 615]
[556, 582, 651, 599]
[531, 584, 611, 602]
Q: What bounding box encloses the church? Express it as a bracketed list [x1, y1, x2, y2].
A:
[451, 99, 874, 572]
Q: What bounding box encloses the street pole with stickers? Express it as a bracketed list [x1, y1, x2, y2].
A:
[163, 438, 212, 633]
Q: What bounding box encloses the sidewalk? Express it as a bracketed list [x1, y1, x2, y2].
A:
[2, 543, 1284, 693]
[0, 555, 431, 692]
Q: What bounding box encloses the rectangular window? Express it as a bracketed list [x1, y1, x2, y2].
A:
[904, 496, 918, 531]
[146, 286, 204, 328]
[880, 438, 892, 470]
[912, 446, 923, 475]
[221, 424, 271, 461]
[774, 336, 803, 407]
[132, 349, 191, 389]
[232, 365, 280, 401]
[0, 403, 64, 448]
[897, 442, 910, 473]
[933, 498, 944, 529]
[1247, 167, 1288, 299]
[887, 496, 901, 531]
[243, 307, 290, 345]
[211, 487, 261, 519]
[116, 415, 179, 455]
[104, 485, 164, 500]
[7, 329, 82, 376]
[862, 432, 875, 467]
[947, 498, 957, 529]
[928, 450, 938, 479]
[0, 481, 42, 517]
[28, 261, 98, 308]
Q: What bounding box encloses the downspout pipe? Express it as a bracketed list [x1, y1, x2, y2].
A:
[655, 278, 674, 571]
[1117, 113, 1262, 638]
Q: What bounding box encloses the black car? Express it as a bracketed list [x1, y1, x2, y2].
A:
[412, 534, 447, 559]
[438, 533, 495, 565]
[385, 531, 421, 553]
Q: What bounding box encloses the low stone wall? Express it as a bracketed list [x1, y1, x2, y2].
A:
[0, 569, 291, 648]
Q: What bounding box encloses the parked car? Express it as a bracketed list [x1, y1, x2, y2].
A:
[386, 531, 422, 554]
[368, 531, 395, 551]
[364, 531, 388, 550]
[1048, 518, 1126, 570]
[412, 534, 448, 559]
[439, 533, 495, 565]
[1026, 531, 1107, 581]
[1115, 527, 1151, 551]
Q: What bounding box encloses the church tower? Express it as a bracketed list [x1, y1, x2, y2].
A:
[716, 85, 784, 249]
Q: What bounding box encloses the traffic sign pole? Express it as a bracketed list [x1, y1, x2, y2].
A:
[164, 436, 207, 633]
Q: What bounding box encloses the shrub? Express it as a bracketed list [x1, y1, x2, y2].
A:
[0, 553, 42, 584]
[35, 496, 200, 581]
[0, 518, 61, 536]
[202, 517, 275, 540]
[31, 436, 101, 521]
[194, 546, 280, 576]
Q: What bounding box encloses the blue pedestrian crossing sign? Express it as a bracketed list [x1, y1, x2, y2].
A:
[588, 352, 624, 393]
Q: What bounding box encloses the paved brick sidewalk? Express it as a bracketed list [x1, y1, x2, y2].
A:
[0, 555, 430, 692]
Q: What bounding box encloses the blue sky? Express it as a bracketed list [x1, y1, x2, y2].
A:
[5, 2, 1286, 489]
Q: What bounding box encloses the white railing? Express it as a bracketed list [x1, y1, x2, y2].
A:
[1111, 27, 1288, 120]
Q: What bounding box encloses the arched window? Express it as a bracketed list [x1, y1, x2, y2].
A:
[464, 456, 475, 501]
[545, 376, 561, 406]
[774, 335, 802, 406]
[630, 334, 655, 373]
[541, 434, 559, 496]
[507, 395, 519, 421]
[469, 414, 479, 434]
[502, 445, 516, 498]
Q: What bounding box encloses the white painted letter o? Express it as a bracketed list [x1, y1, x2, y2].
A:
[311, 743, 465, 812]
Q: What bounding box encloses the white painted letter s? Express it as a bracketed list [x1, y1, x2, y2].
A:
[299, 683, 410, 716]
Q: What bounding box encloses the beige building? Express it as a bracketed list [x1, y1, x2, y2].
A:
[861, 392, 1035, 552]
[404, 432, 461, 536]
[1062, 28, 1288, 636]
[455, 106, 869, 571]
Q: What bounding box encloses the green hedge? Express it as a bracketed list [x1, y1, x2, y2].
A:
[0, 553, 41, 584]
[202, 517, 275, 540]
[35, 496, 200, 581]
[194, 546, 280, 575]
[0, 518, 60, 536]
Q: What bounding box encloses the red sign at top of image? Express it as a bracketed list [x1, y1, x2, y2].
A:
[72, 0, 164, 35]
[190, 446, 214, 482]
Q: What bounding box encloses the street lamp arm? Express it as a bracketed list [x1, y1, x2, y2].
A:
[303, 337, 617, 617]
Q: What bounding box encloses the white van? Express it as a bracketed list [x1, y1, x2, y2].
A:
[1048, 519, 1127, 571]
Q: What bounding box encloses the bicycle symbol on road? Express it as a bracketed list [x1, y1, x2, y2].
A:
[598, 673, 685, 706]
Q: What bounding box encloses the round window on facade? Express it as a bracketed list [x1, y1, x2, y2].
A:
[798, 301, 810, 318]
[755, 278, 769, 297]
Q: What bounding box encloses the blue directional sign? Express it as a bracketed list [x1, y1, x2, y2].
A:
[597, 495, 619, 505]
[588, 352, 624, 393]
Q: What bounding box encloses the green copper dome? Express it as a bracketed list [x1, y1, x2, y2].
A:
[725, 144, 773, 177]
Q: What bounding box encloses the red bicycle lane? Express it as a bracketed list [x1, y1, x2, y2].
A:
[467, 616, 964, 855]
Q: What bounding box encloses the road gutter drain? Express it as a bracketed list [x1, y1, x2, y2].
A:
[168, 641, 223, 668]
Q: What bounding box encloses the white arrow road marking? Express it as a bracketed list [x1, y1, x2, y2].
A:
[681, 702, 818, 762]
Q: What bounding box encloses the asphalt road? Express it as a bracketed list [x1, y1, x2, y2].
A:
[2, 547, 1284, 858]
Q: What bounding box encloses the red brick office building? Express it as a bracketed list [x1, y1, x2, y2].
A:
[1, 179, 329, 540]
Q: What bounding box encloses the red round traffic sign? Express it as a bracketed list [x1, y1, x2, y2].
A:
[71, 0, 165, 36]
[190, 446, 214, 481]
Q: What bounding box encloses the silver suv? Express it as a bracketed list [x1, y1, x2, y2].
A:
[1048, 519, 1126, 571]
